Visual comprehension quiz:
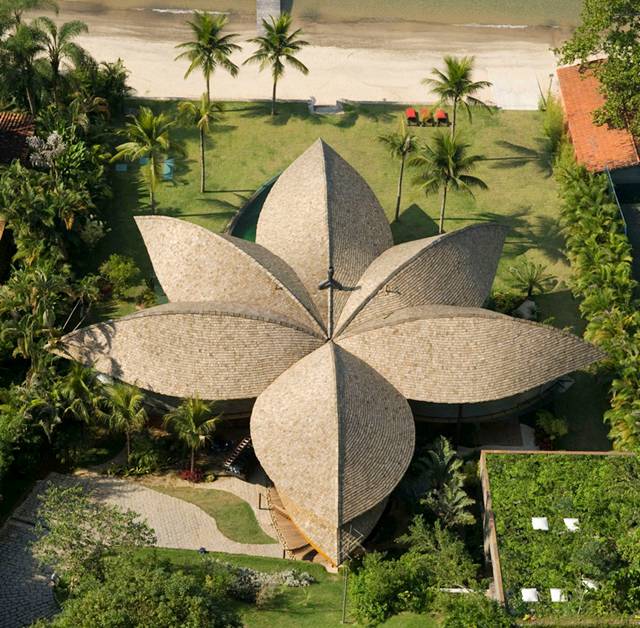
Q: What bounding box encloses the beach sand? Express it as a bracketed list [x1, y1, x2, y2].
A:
[51, 3, 574, 109]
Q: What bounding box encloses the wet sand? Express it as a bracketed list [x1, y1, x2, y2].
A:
[46, 2, 576, 109]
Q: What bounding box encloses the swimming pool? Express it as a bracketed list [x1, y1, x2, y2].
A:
[229, 176, 278, 242]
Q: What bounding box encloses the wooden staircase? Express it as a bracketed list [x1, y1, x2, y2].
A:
[266, 487, 332, 567]
[223, 436, 252, 469]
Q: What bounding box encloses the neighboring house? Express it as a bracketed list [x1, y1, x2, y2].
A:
[0, 111, 34, 165]
[557, 63, 640, 174]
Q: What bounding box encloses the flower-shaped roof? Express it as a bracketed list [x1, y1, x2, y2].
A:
[57, 139, 603, 565]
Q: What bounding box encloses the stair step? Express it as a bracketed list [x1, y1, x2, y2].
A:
[223, 436, 252, 468]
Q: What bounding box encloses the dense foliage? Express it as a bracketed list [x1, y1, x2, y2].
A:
[487, 453, 640, 617]
[35, 554, 241, 628]
[559, 0, 640, 138]
[556, 150, 640, 450]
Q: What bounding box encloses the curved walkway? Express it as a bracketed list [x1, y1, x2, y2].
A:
[16, 472, 283, 558]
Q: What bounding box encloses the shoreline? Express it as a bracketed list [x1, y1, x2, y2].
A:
[43, 6, 571, 109]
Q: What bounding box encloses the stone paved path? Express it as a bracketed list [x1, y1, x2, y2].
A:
[0, 520, 57, 628]
[16, 472, 283, 557]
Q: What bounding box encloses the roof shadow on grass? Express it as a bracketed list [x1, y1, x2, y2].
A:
[391, 203, 438, 244]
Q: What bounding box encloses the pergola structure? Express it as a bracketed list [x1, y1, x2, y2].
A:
[57, 139, 603, 565]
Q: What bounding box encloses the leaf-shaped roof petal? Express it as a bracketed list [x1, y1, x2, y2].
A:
[336, 223, 507, 334]
[136, 216, 324, 334]
[251, 342, 414, 563]
[55, 302, 323, 400]
[256, 140, 393, 328]
[337, 305, 604, 404]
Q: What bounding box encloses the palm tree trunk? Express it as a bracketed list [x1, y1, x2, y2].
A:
[199, 127, 205, 194]
[395, 155, 405, 222]
[206, 75, 211, 104]
[25, 83, 35, 116]
[190, 447, 195, 473]
[126, 432, 131, 462]
[451, 98, 457, 136]
[438, 183, 448, 234]
[149, 157, 156, 213]
[271, 79, 277, 116]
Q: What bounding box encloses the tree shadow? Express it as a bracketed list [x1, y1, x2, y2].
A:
[391, 203, 438, 243]
[485, 139, 555, 177]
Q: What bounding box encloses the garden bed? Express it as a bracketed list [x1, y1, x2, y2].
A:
[481, 450, 640, 619]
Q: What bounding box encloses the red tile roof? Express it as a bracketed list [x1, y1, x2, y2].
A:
[0, 111, 34, 165]
[557, 64, 640, 172]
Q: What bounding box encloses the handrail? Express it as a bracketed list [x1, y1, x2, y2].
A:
[605, 165, 628, 236]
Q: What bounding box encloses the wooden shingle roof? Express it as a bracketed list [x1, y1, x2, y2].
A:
[0, 112, 34, 164]
[557, 64, 640, 172]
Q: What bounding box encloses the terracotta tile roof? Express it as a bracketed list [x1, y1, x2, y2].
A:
[557, 64, 640, 172]
[0, 112, 34, 164]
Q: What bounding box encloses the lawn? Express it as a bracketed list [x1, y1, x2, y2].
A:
[147, 484, 277, 545]
[97, 99, 610, 450]
[146, 547, 440, 627]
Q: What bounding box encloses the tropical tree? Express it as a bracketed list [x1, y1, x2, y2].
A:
[111, 107, 182, 212]
[410, 132, 487, 234]
[422, 56, 492, 135]
[101, 383, 147, 462]
[174, 12, 240, 102]
[509, 257, 557, 298]
[178, 94, 223, 193]
[163, 397, 219, 473]
[33, 17, 88, 101]
[57, 362, 102, 424]
[4, 0, 58, 26]
[2, 23, 45, 114]
[244, 13, 309, 116]
[378, 118, 418, 222]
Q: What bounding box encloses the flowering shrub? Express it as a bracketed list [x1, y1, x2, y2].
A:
[179, 468, 204, 483]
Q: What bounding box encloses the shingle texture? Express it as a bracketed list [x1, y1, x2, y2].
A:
[57, 302, 323, 400]
[56, 139, 604, 565]
[557, 64, 640, 172]
[335, 223, 507, 333]
[256, 139, 393, 326]
[251, 343, 414, 533]
[135, 216, 323, 333]
[337, 305, 605, 404]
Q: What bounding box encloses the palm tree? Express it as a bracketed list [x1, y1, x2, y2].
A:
[34, 17, 88, 101]
[163, 397, 219, 473]
[3, 23, 45, 114]
[378, 118, 418, 222]
[244, 13, 309, 116]
[101, 383, 147, 462]
[422, 56, 492, 135]
[175, 12, 240, 102]
[5, 0, 58, 26]
[57, 362, 102, 424]
[410, 132, 487, 234]
[111, 107, 182, 212]
[509, 257, 557, 298]
[178, 94, 223, 193]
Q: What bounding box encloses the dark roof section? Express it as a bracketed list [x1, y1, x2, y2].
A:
[557, 64, 640, 172]
[0, 112, 34, 165]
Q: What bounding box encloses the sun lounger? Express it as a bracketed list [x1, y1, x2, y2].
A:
[420, 108, 434, 126]
[405, 107, 419, 126]
[435, 109, 450, 126]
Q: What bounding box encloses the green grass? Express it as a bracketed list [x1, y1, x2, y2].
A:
[99, 99, 610, 450]
[147, 485, 277, 545]
[145, 548, 440, 627]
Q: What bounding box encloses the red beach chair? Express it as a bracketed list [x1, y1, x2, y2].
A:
[405, 107, 419, 126]
[435, 109, 449, 126]
[420, 107, 434, 126]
